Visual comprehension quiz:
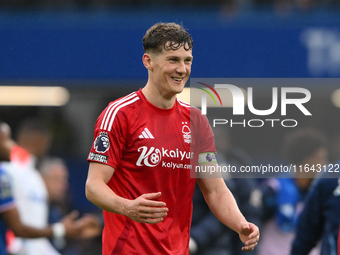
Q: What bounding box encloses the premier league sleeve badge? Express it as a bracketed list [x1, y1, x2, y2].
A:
[94, 132, 110, 153]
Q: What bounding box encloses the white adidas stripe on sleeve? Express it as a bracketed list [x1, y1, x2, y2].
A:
[107, 97, 140, 132]
[100, 93, 138, 130]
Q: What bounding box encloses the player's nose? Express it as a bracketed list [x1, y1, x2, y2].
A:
[176, 61, 187, 74]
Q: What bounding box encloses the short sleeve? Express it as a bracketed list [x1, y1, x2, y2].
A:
[190, 107, 216, 155]
[198, 114, 216, 154]
[87, 104, 128, 170]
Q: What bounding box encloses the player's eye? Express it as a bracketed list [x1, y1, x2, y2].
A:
[169, 58, 177, 62]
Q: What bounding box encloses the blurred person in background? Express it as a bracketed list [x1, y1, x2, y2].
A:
[190, 125, 262, 255]
[290, 174, 340, 255]
[40, 157, 70, 227]
[1, 118, 101, 255]
[14, 118, 52, 168]
[0, 121, 90, 255]
[40, 157, 102, 255]
[258, 127, 328, 255]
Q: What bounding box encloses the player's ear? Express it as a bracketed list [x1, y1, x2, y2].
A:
[142, 53, 153, 70]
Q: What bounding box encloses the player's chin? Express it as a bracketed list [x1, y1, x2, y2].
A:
[173, 83, 186, 94]
[175, 86, 185, 93]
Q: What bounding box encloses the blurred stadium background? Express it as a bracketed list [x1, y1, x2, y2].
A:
[0, 1, 339, 213]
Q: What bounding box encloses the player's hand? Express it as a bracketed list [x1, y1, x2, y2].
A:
[61, 210, 83, 238]
[124, 192, 168, 224]
[238, 222, 260, 252]
[76, 214, 102, 239]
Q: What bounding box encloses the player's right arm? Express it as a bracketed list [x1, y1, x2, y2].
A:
[85, 162, 168, 224]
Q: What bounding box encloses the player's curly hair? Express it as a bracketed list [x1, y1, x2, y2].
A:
[143, 22, 193, 54]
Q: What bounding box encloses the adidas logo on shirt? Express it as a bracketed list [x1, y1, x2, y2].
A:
[139, 127, 154, 139]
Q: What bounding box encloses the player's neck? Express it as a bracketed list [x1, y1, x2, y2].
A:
[142, 84, 176, 109]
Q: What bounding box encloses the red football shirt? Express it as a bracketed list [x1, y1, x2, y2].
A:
[88, 89, 216, 255]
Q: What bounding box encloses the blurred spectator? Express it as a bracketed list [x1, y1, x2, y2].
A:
[40, 157, 102, 255]
[190, 125, 262, 255]
[1, 118, 101, 255]
[0, 121, 89, 255]
[290, 173, 340, 255]
[14, 118, 52, 168]
[2, 119, 59, 255]
[40, 157, 70, 218]
[258, 127, 328, 255]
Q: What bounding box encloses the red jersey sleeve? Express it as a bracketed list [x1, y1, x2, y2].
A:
[198, 113, 216, 154]
[87, 103, 128, 170]
[190, 106, 216, 155]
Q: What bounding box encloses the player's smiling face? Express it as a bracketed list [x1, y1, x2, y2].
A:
[149, 45, 193, 97]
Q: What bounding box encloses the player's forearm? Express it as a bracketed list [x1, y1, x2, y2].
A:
[85, 178, 129, 215]
[14, 225, 53, 238]
[205, 185, 247, 234]
[3, 208, 53, 238]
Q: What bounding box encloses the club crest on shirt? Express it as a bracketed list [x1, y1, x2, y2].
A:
[182, 122, 191, 144]
[94, 132, 110, 153]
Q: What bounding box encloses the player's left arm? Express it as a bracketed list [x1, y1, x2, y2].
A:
[196, 163, 260, 252]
